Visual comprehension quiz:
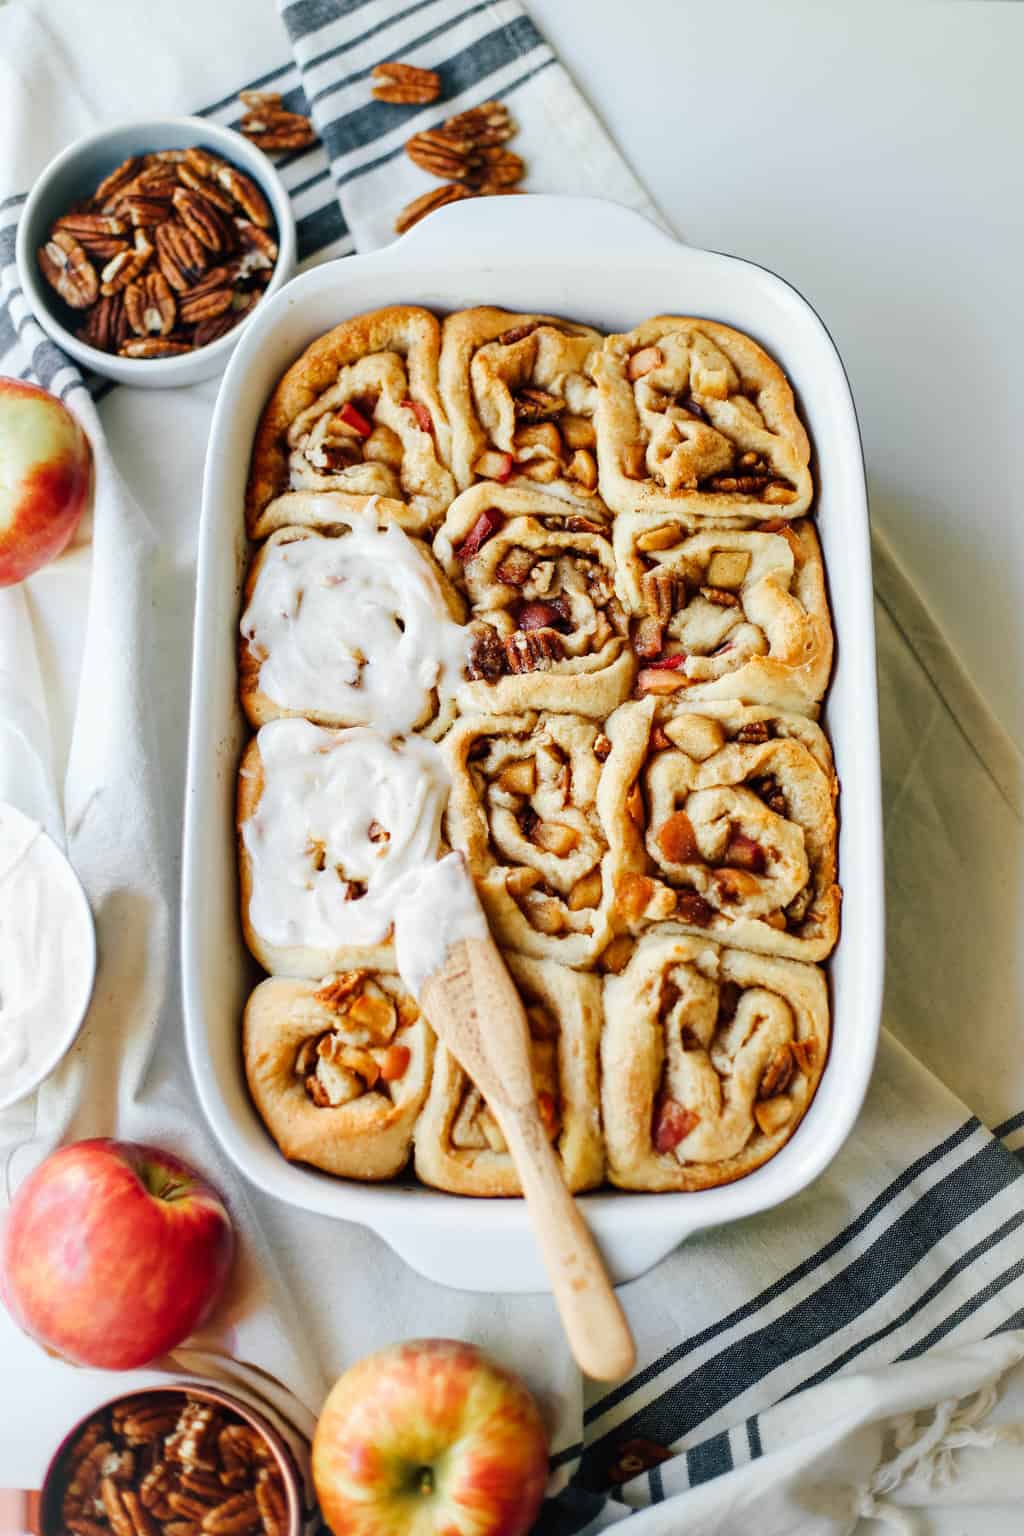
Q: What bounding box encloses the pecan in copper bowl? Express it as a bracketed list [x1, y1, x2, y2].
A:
[16, 117, 296, 388]
[38, 1383, 303, 1536]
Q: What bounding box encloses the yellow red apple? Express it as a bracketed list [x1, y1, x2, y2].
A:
[313, 1339, 548, 1536]
[0, 1138, 234, 1369]
[0, 378, 92, 587]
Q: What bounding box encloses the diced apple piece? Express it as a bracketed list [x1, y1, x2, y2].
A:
[560, 414, 597, 450]
[627, 345, 665, 381]
[379, 1044, 411, 1082]
[622, 443, 648, 479]
[656, 810, 700, 864]
[653, 1095, 699, 1151]
[400, 397, 432, 433]
[635, 524, 679, 552]
[456, 506, 505, 560]
[532, 821, 580, 856]
[567, 869, 603, 911]
[663, 713, 726, 760]
[497, 759, 537, 795]
[338, 402, 373, 437]
[706, 550, 751, 589]
[473, 449, 514, 482]
[726, 831, 766, 873]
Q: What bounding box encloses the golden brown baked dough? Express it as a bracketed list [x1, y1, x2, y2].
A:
[617, 518, 832, 711]
[413, 952, 604, 1195]
[439, 307, 605, 507]
[601, 932, 828, 1190]
[244, 971, 433, 1180]
[594, 317, 813, 521]
[238, 520, 466, 737]
[443, 711, 618, 969]
[601, 699, 840, 960]
[434, 482, 634, 717]
[246, 305, 455, 537]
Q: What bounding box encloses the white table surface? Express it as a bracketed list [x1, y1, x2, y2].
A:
[3, 3, 1023, 1528]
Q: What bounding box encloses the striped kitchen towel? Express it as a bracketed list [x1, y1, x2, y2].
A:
[2, 0, 1024, 1526]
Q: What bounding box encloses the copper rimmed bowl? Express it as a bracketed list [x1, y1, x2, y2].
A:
[36, 1381, 304, 1536]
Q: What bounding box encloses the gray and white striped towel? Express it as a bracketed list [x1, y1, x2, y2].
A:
[2, 0, 1023, 1528]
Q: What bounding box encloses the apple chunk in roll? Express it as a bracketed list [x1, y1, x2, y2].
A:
[244, 971, 433, 1180]
[434, 482, 634, 717]
[602, 932, 829, 1190]
[443, 711, 617, 969]
[237, 718, 448, 976]
[414, 953, 603, 1195]
[439, 306, 605, 507]
[246, 305, 455, 537]
[593, 317, 813, 522]
[602, 699, 840, 961]
[618, 519, 833, 712]
[239, 512, 469, 738]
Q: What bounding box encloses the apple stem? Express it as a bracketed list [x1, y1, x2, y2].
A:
[418, 1468, 435, 1495]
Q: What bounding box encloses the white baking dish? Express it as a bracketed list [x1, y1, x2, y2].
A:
[182, 196, 883, 1293]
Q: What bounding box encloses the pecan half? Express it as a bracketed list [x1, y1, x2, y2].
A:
[38, 230, 99, 308]
[119, 336, 193, 358]
[78, 291, 130, 352]
[100, 230, 153, 295]
[213, 164, 271, 227]
[504, 628, 564, 673]
[405, 127, 482, 181]
[54, 212, 125, 239]
[95, 155, 144, 206]
[469, 146, 524, 188]
[444, 100, 515, 145]
[371, 61, 441, 104]
[395, 182, 476, 234]
[736, 720, 771, 743]
[193, 310, 243, 347]
[201, 1493, 260, 1534]
[124, 271, 176, 336]
[155, 221, 208, 291]
[239, 100, 316, 153]
[116, 194, 175, 227]
[758, 1045, 795, 1100]
[255, 1472, 287, 1536]
[172, 187, 236, 253]
[179, 285, 233, 325]
[177, 165, 237, 214]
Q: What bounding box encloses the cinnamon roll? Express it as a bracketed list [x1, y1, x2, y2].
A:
[618, 518, 832, 711]
[239, 513, 469, 738]
[237, 718, 448, 976]
[593, 317, 813, 521]
[413, 952, 604, 1195]
[439, 307, 605, 507]
[434, 483, 634, 717]
[602, 699, 840, 960]
[601, 932, 828, 1190]
[443, 712, 617, 969]
[246, 305, 455, 538]
[244, 970, 433, 1180]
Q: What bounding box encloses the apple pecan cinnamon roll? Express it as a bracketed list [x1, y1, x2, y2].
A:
[602, 932, 828, 1190]
[246, 305, 455, 537]
[443, 712, 617, 969]
[238, 718, 448, 976]
[594, 318, 812, 521]
[618, 518, 832, 711]
[434, 483, 634, 717]
[414, 953, 603, 1195]
[439, 307, 605, 507]
[244, 970, 433, 1180]
[602, 699, 840, 960]
[239, 512, 469, 738]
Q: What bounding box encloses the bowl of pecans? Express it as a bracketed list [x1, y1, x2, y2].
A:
[16, 117, 297, 388]
[37, 1382, 303, 1536]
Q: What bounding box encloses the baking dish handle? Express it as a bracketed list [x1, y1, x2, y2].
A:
[391, 192, 684, 264]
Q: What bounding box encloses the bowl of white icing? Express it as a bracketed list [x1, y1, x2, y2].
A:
[0, 803, 96, 1109]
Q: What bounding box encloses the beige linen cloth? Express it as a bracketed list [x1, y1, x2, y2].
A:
[1, 3, 1023, 1532]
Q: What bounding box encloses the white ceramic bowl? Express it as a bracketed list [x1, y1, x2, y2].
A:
[15, 116, 297, 389]
[182, 196, 885, 1292]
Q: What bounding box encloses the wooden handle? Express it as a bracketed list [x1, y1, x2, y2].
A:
[502, 1108, 636, 1382]
[421, 937, 636, 1382]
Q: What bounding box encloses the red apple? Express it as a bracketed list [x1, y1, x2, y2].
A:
[0, 1138, 234, 1369]
[313, 1339, 548, 1536]
[0, 378, 92, 587]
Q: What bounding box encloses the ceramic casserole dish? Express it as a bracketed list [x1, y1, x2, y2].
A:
[182, 195, 884, 1292]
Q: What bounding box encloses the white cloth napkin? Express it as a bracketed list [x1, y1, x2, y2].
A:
[2, 1, 1024, 1531]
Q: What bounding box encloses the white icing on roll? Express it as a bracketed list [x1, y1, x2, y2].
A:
[240, 514, 471, 735]
[393, 851, 489, 999]
[242, 718, 449, 951]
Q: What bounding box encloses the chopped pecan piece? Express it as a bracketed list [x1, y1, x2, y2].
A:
[466, 626, 507, 681]
[498, 320, 540, 346]
[513, 386, 564, 420]
[675, 889, 715, 927]
[700, 585, 740, 608]
[641, 569, 679, 624]
[504, 628, 564, 673]
[495, 547, 535, 585]
[736, 720, 771, 744]
[758, 1046, 795, 1100]
[371, 61, 441, 103]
